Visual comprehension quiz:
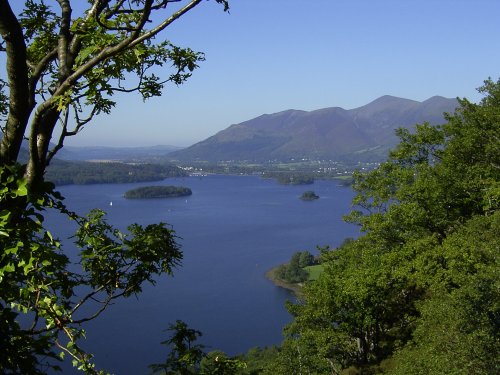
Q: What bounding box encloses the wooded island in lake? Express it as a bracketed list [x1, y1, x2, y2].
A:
[124, 186, 192, 199]
[300, 191, 319, 200]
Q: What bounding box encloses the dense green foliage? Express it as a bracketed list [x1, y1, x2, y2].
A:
[233, 347, 281, 375]
[46, 160, 187, 185]
[300, 191, 319, 200]
[124, 185, 192, 199]
[257, 79, 500, 374]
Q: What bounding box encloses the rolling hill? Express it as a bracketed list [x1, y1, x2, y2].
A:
[169, 95, 459, 162]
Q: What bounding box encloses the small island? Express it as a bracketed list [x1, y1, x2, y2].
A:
[300, 190, 319, 200]
[124, 185, 192, 199]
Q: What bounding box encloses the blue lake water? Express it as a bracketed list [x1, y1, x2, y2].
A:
[47, 175, 358, 374]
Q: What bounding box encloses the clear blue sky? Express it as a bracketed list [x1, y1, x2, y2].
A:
[18, 1, 500, 147]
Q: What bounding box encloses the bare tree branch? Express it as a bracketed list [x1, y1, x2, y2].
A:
[46, 107, 70, 164]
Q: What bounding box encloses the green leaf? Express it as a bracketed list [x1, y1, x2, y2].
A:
[75, 45, 98, 66]
[0, 209, 11, 220]
[15, 179, 28, 197]
[3, 263, 16, 273]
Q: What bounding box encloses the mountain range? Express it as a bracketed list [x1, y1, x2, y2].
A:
[169, 95, 459, 162]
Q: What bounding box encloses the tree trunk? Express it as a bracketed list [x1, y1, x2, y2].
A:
[25, 107, 61, 188]
[0, 0, 32, 165]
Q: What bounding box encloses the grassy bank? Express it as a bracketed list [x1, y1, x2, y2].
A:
[304, 264, 324, 281]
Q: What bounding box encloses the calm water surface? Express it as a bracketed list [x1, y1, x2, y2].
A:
[48, 175, 358, 374]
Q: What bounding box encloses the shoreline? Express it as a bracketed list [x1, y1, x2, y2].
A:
[265, 266, 304, 297]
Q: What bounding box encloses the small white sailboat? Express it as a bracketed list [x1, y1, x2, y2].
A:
[109, 201, 113, 206]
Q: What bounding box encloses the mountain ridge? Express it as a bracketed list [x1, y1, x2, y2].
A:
[169, 95, 459, 162]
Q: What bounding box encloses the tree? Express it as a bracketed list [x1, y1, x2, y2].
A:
[149, 320, 206, 375]
[298, 250, 315, 268]
[0, 1, 229, 373]
[149, 320, 247, 375]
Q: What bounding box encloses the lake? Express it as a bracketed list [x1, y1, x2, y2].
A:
[47, 174, 358, 374]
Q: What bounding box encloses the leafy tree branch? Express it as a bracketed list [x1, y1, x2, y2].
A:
[1, 1, 230, 373]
